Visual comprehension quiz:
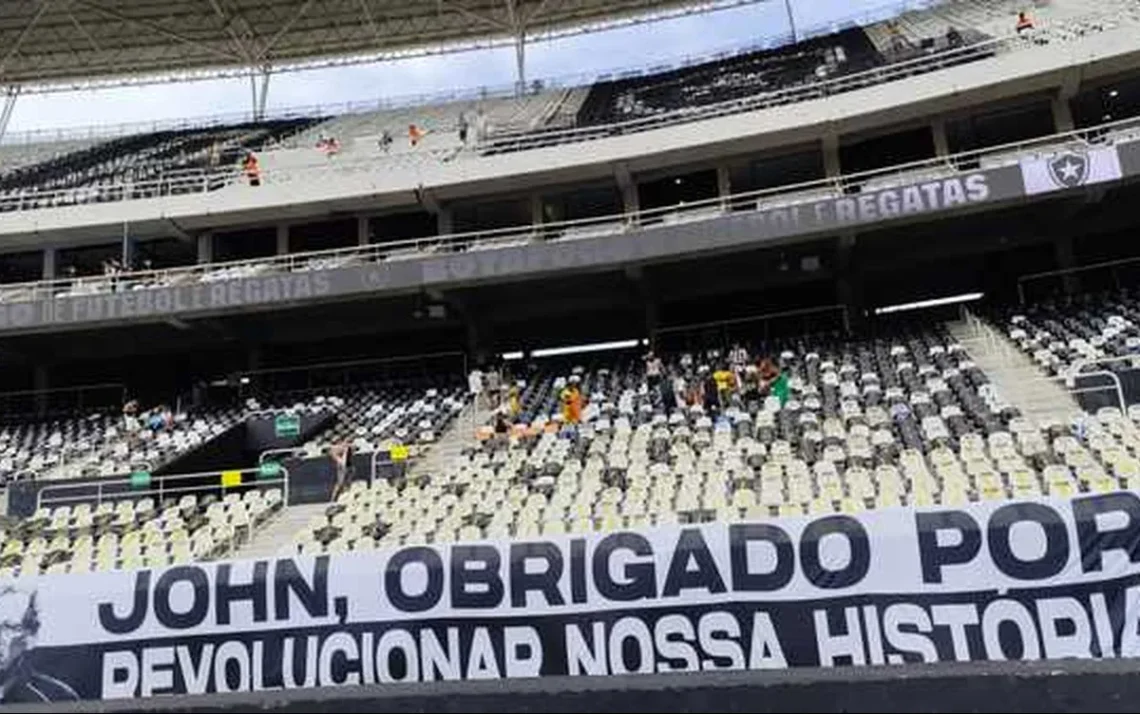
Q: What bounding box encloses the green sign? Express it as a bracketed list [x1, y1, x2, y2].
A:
[258, 461, 283, 479]
[129, 471, 152, 489]
[274, 413, 301, 438]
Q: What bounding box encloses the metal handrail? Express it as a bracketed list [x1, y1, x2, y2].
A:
[0, 3, 1128, 213]
[1056, 371, 1127, 414]
[259, 448, 307, 466]
[34, 466, 290, 511]
[469, 4, 1131, 155]
[0, 111, 1134, 305]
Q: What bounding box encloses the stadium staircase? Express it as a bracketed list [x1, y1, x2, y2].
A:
[946, 315, 1084, 425]
[402, 398, 482, 482]
[228, 399, 480, 560]
[230, 501, 328, 560]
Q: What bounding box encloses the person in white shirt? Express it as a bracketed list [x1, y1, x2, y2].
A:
[468, 368, 485, 409]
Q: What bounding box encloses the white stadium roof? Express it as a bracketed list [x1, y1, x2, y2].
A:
[0, 0, 765, 92]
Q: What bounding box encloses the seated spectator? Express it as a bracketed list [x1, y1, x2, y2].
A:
[1016, 11, 1034, 33]
[318, 136, 341, 157]
[378, 129, 393, 153]
[242, 151, 261, 187]
[409, 124, 426, 147]
[946, 26, 963, 48]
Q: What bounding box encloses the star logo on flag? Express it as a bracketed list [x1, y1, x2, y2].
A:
[1048, 152, 1089, 188]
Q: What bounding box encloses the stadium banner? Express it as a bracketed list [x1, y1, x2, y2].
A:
[1113, 138, 1140, 180]
[5, 491, 1140, 703]
[1019, 145, 1124, 196]
[0, 166, 1028, 335]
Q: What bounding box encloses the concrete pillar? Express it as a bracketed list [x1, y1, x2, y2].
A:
[196, 233, 213, 264]
[615, 163, 639, 227]
[276, 223, 289, 256]
[1052, 95, 1075, 133]
[437, 206, 454, 236]
[42, 248, 56, 280]
[822, 134, 841, 179]
[33, 366, 48, 418]
[717, 165, 731, 209]
[835, 233, 862, 334]
[931, 118, 950, 158]
[1054, 234, 1079, 295]
[357, 216, 371, 246]
[121, 236, 135, 269]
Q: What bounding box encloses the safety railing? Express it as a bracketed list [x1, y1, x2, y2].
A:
[34, 466, 290, 512]
[0, 0, 941, 147]
[0, 2, 1130, 214]
[475, 3, 1132, 156]
[0, 110, 1133, 308]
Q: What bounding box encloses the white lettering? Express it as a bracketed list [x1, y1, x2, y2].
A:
[982, 599, 1041, 661]
[814, 607, 866, 666]
[141, 646, 174, 697]
[101, 650, 139, 699]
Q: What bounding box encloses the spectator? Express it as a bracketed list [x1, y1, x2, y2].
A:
[645, 351, 664, 394]
[122, 400, 140, 431]
[330, 441, 353, 500]
[561, 376, 584, 425]
[770, 366, 790, 407]
[458, 112, 469, 145]
[378, 129, 393, 153]
[409, 124, 426, 147]
[713, 363, 736, 407]
[485, 364, 502, 409]
[468, 367, 484, 409]
[729, 342, 749, 382]
[507, 381, 522, 419]
[700, 366, 719, 416]
[946, 26, 963, 48]
[1016, 10, 1034, 33]
[494, 409, 511, 434]
[242, 151, 261, 187]
[318, 136, 341, 157]
[888, 22, 908, 52]
[146, 409, 165, 433]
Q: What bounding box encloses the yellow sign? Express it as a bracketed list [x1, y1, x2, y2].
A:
[389, 445, 409, 462]
[220, 470, 243, 487]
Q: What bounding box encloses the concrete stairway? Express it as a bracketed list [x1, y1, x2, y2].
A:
[405, 400, 482, 481]
[229, 502, 327, 560]
[947, 317, 1084, 426]
[226, 400, 482, 561]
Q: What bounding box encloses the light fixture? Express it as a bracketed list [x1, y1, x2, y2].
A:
[500, 351, 524, 361]
[1109, 89, 1120, 98]
[530, 339, 643, 358]
[874, 292, 984, 315]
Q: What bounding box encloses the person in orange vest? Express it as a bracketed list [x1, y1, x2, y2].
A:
[1015, 10, 1034, 33]
[408, 123, 427, 147]
[242, 151, 261, 187]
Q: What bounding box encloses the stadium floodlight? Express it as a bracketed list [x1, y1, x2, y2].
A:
[501, 351, 526, 361]
[873, 292, 984, 315]
[530, 339, 643, 359]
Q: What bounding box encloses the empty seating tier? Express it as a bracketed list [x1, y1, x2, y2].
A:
[1, 487, 284, 577]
